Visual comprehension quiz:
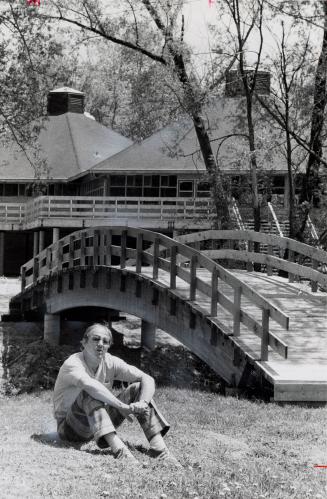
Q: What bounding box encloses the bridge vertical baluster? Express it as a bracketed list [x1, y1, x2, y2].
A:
[136, 233, 143, 274]
[57, 240, 63, 272]
[21, 266, 26, 292]
[153, 237, 159, 279]
[69, 235, 75, 269]
[170, 246, 177, 290]
[288, 250, 295, 282]
[93, 230, 100, 267]
[233, 286, 242, 337]
[80, 232, 86, 266]
[33, 257, 39, 285]
[120, 230, 127, 269]
[246, 240, 254, 272]
[189, 255, 197, 301]
[193, 241, 201, 251]
[261, 308, 270, 361]
[210, 267, 218, 317]
[266, 244, 273, 276]
[105, 229, 112, 266]
[311, 259, 318, 292]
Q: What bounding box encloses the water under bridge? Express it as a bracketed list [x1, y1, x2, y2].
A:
[6, 227, 327, 402]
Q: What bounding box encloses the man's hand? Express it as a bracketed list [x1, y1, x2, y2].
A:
[118, 404, 134, 422]
[130, 401, 150, 416]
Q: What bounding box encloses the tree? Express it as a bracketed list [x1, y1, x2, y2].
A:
[298, 0, 327, 227]
[78, 42, 182, 140]
[221, 0, 265, 232]
[256, 20, 314, 238]
[0, 1, 79, 180]
[38, 0, 232, 228]
[260, 0, 327, 241]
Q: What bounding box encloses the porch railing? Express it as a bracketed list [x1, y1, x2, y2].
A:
[24, 196, 213, 223]
[0, 202, 26, 223]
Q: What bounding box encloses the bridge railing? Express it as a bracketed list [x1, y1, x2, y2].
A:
[21, 227, 289, 362]
[174, 230, 327, 292]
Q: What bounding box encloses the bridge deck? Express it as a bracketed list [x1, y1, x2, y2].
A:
[136, 266, 327, 401]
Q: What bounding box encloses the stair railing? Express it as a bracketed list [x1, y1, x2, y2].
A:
[268, 202, 284, 237]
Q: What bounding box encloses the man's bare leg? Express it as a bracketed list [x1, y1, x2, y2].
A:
[102, 432, 139, 463]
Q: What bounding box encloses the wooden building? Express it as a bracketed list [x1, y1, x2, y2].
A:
[0, 85, 292, 275]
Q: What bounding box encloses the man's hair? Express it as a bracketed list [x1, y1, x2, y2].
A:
[81, 323, 113, 349]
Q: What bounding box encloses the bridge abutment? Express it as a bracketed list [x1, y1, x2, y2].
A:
[44, 313, 60, 345]
[141, 320, 156, 351]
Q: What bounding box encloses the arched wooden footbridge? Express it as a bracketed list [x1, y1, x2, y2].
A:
[8, 227, 327, 402]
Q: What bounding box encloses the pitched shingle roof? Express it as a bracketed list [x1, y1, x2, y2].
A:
[90, 98, 290, 176]
[0, 113, 133, 181]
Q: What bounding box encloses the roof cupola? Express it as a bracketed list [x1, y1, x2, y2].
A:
[47, 87, 85, 116]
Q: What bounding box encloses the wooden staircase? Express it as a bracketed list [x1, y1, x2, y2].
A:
[229, 201, 321, 269]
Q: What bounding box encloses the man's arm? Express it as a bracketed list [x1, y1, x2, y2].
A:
[137, 372, 155, 403]
[81, 376, 132, 415]
[112, 356, 155, 403]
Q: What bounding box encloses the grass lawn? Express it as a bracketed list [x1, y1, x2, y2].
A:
[0, 388, 326, 499]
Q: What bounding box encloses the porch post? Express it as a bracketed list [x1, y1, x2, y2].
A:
[39, 230, 45, 253]
[44, 313, 60, 345]
[0, 232, 4, 276]
[141, 320, 156, 351]
[33, 231, 39, 256]
[284, 174, 290, 209]
[52, 228, 60, 244]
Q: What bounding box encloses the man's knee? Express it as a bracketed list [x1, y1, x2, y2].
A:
[126, 382, 141, 402]
[76, 390, 106, 416]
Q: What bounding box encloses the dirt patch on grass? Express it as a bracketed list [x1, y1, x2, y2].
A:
[1, 311, 227, 396]
[1, 324, 225, 396]
[203, 430, 251, 460]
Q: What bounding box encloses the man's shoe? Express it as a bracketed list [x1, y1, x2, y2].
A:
[149, 448, 182, 468]
[114, 447, 140, 464]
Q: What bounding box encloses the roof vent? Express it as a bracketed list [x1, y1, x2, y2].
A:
[225, 70, 270, 97]
[47, 87, 85, 115]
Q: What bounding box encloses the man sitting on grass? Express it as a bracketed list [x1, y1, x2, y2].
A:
[53, 323, 179, 465]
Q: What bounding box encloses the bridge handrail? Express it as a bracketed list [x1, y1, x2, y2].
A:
[174, 230, 327, 292]
[20, 227, 290, 361]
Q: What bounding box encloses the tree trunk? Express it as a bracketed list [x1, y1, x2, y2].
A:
[286, 128, 296, 238]
[246, 95, 261, 232]
[172, 54, 231, 229]
[298, 0, 327, 236]
[192, 114, 230, 229]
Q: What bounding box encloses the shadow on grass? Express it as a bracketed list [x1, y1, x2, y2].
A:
[31, 433, 149, 457]
[31, 432, 82, 450]
[83, 443, 148, 456]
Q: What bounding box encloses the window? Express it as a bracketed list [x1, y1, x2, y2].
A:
[178, 180, 194, 197]
[4, 184, 18, 196]
[18, 184, 26, 196]
[111, 175, 125, 186]
[108, 175, 179, 198]
[126, 187, 142, 196]
[197, 182, 211, 198]
[108, 175, 177, 197]
[272, 176, 285, 194]
[110, 187, 125, 196]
